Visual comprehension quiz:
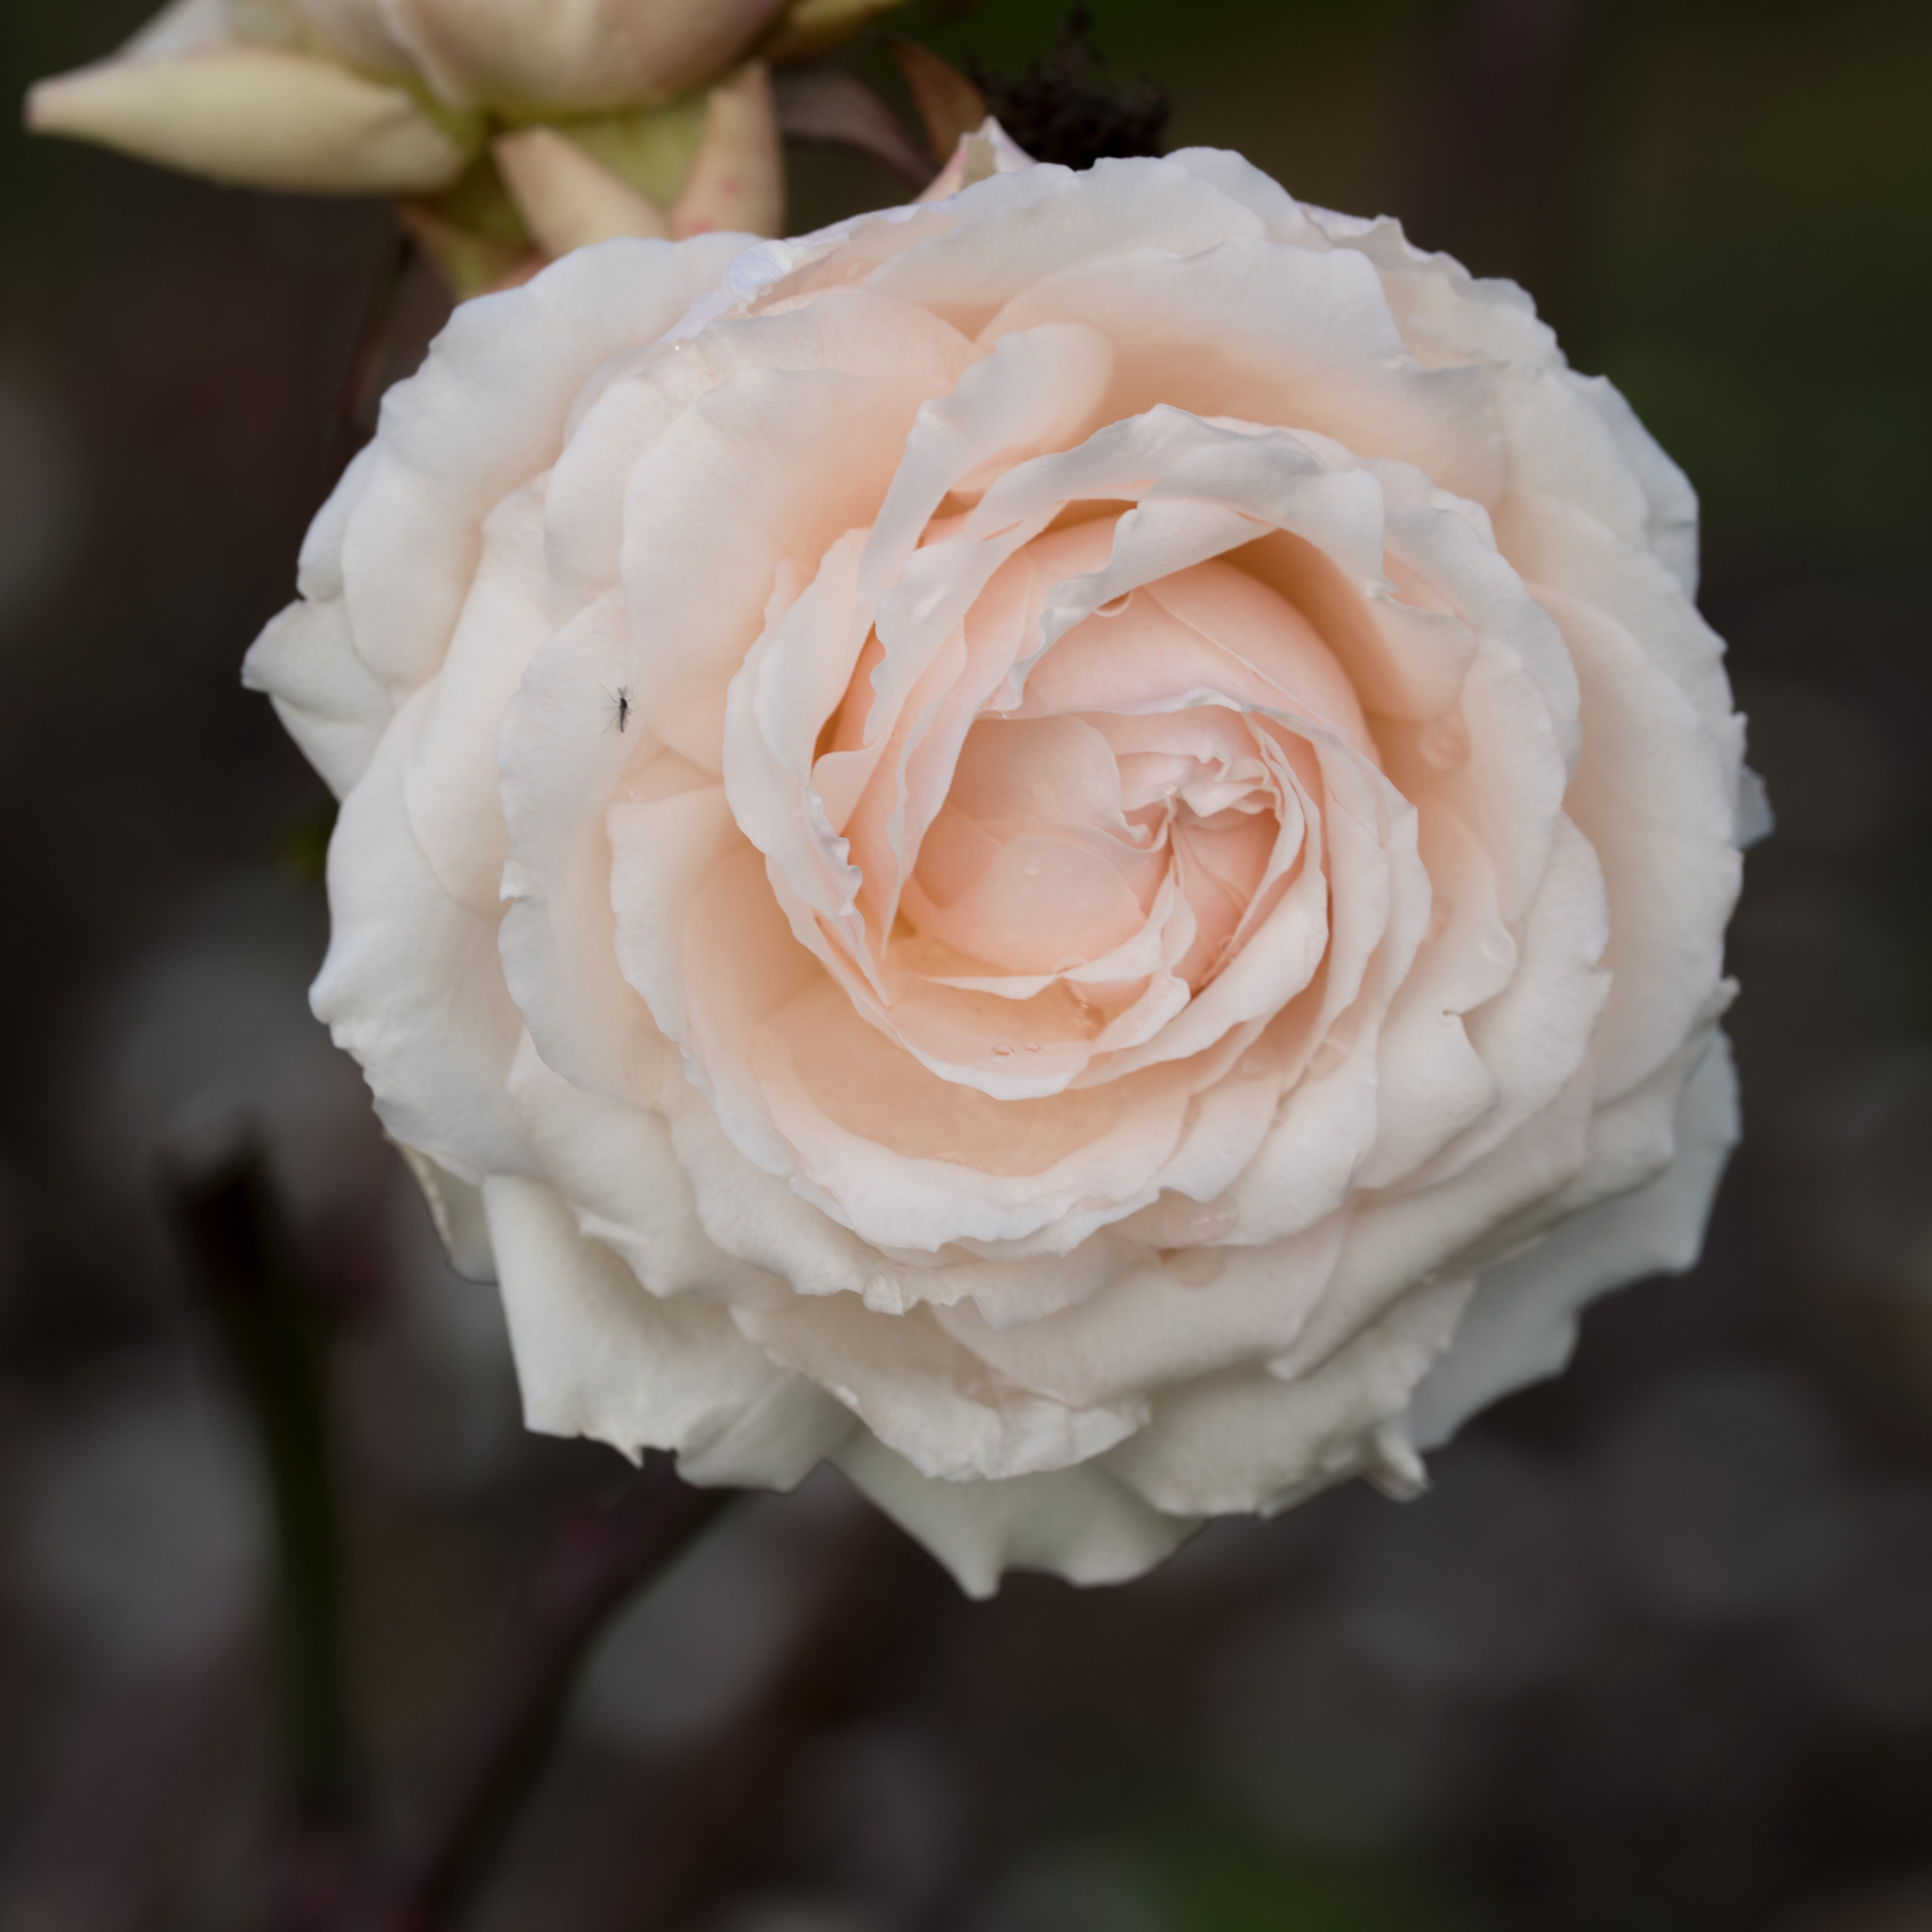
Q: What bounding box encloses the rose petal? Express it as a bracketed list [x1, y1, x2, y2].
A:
[485, 1171, 845, 1485]
[834, 1430, 1195, 1597]
[1404, 1032, 1737, 1451]
[733, 1290, 1148, 1483]
[311, 687, 530, 1183]
[985, 239, 1505, 507]
[342, 235, 748, 695]
[1103, 1270, 1474, 1518]
[1539, 585, 1741, 1101]
[402, 480, 553, 914]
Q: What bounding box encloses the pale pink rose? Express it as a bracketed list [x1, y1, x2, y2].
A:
[246, 145, 1763, 1594]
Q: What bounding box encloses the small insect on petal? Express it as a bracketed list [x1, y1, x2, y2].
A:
[601, 685, 632, 733]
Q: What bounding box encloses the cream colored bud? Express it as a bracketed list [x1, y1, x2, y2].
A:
[385, 0, 792, 113]
[672, 63, 783, 240]
[287, 0, 418, 77]
[494, 126, 670, 256]
[26, 46, 471, 195]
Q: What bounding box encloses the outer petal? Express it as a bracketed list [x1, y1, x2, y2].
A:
[733, 1290, 1148, 1484]
[933, 1213, 1352, 1414]
[311, 689, 530, 1184]
[243, 597, 393, 800]
[341, 233, 750, 696]
[811, 155, 1270, 337]
[984, 239, 1505, 508]
[629, 352, 968, 771]
[505, 1032, 769, 1304]
[1541, 583, 1740, 1101]
[1403, 1032, 1740, 1452]
[498, 590, 675, 1106]
[402, 481, 553, 913]
[1103, 1271, 1475, 1519]
[833, 1430, 1196, 1597]
[1161, 149, 1563, 374]
[485, 1172, 851, 1486]
[244, 445, 390, 797]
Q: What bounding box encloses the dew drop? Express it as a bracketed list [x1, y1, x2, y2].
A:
[992, 1043, 1014, 1056]
[1165, 1248, 1226, 1288]
[1023, 1043, 1043, 1053]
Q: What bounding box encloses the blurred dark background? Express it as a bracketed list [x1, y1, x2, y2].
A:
[3, 1, 1930, 1927]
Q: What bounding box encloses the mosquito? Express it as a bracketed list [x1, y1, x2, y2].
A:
[601, 683, 632, 733]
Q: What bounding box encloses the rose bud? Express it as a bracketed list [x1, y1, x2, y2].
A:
[245, 138, 1766, 1595]
[26, 0, 898, 285]
[23, 5, 474, 197]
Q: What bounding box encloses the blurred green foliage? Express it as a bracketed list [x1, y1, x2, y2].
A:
[1130, 1802, 1482, 1930]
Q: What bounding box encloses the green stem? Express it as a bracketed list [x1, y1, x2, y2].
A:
[168, 1128, 358, 1828]
[362, 1463, 736, 1931]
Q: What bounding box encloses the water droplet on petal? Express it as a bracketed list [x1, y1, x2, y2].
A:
[1023, 1043, 1043, 1053]
[992, 1043, 1014, 1056]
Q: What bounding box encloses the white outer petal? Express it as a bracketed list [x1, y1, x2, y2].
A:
[1403, 1030, 1740, 1452]
[311, 689, 531, 1183]
[1103, 1271, 1475, 1519]
[834, 1430, 1196, 1598]
[485, 1172, 851, 1486]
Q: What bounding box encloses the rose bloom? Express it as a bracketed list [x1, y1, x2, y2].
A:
[247, 143, 1762, 1593]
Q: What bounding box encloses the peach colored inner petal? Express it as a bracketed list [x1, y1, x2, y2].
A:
[770, 981, 1156, 1179]
[784, 509, 1369, 1083]
[902, 715, 1163, 975]
[718, 460, 1411, 1131]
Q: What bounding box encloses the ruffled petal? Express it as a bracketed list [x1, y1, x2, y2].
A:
[1404, 1031, 1738, 1452]
[834, 1430, 1196, 1597]
[342, 235, 750, 695]
[985, 239, 1505, 508]
[311, 691, 531, 1183]
[1103, 1271, 1475, 1518]
[485, 1172, 848, 1485]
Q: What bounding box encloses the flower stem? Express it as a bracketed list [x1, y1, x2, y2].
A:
[167, 1124, 359, 1832]
[358, 1460, 736, 1932]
